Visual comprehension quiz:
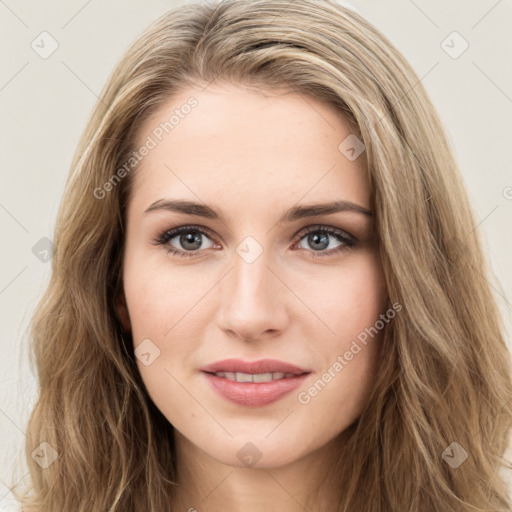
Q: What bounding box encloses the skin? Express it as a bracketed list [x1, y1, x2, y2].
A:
[119, 81, 388, 511]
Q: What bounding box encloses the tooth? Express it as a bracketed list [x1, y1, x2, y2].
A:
[253, 372, 273, 382]
[235, 372, 254, 383]
[216, 371, 296, 382]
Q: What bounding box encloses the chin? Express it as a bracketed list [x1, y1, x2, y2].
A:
[190, 430, 315, 470]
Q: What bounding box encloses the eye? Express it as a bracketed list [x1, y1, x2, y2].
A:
[293, 225, 356, 258]
[152, 224, 357, 259]
[152, 225, 217, 258]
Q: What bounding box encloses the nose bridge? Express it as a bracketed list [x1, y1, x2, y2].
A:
[230, 240, 276, 310]
[216, 237, 287, 340]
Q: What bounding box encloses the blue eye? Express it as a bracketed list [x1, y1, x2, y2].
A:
[153, 224, 356, 259]
[153, 226, 216, 257]
[295, 226, 356, 258]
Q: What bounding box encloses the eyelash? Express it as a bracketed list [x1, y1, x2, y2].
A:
[152, 224, 357, 259]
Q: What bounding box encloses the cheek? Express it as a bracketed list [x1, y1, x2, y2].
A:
[309, 251, 387, 343]
[123, 253, 213, 377]
[298, 252, 387, 411]
[124, 262, 205, 414]
[123, 254, 192, 342]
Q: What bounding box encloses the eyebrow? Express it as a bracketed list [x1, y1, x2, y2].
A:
[144, 199, 372, 223]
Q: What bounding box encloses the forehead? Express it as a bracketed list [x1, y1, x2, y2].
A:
[129, 82, 370, 215]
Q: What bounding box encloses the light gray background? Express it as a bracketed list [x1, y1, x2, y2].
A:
[1, 0, 511, 509]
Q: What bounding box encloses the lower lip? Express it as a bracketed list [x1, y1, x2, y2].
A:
[202, 372, 310, 407]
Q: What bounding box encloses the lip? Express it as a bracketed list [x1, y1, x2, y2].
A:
[201, 358, 312, 407]
[201, 358, 310, 375]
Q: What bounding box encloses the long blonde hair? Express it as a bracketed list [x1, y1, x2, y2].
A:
[13, 0, 512, 510]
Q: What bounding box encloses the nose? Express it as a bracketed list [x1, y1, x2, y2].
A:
[215, 243, 289, 343]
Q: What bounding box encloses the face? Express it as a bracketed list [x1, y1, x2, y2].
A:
[120, 81, 388, 469]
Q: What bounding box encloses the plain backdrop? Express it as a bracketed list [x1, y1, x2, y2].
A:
[0, 0, 511, 509]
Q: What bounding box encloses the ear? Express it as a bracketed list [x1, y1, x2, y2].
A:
[116, 292, 131, 333]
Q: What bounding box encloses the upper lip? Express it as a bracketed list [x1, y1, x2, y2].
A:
[201, 358, 311, 375]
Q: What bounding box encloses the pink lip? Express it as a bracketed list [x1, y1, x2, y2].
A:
[201, 358, 311, 407]
[201, 358, 310, 375]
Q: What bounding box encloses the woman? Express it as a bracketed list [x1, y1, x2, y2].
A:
[15, 0, 512, 510]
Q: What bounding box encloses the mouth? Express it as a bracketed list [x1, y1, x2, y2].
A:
[206, 371, 304, 382]
[200, 358, 312, 407]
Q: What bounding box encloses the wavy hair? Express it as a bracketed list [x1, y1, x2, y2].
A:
[13, 0, 512, 510]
